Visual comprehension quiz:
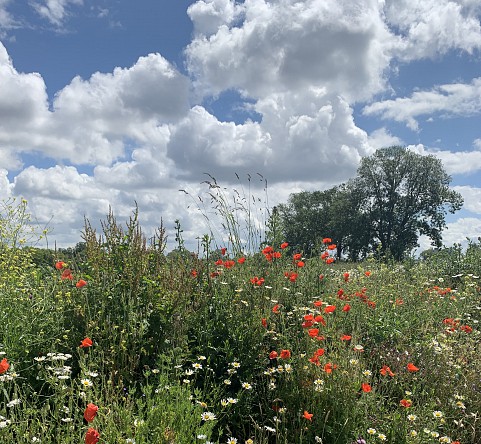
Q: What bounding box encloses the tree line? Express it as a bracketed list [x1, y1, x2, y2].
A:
[272, 146, 463, 261]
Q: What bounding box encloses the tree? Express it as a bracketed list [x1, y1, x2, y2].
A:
[352, 146, 463, 260]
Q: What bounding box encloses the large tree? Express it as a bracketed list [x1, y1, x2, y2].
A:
[352, 146, 463, 260]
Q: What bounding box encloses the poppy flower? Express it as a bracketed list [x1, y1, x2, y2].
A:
[190, 269, 198, 277]
[279, 349, 291, 359]
[364, 271, 371, 277]
[280, 242, 289, 249]
[342, 304, 351, 312]
[308, 355, 320, 365]
[314, 348, 325, 357]
[323, 362, 337, 374]
[460, 325, 473, 333]
[304, 314, 314, 321]
[293, 253, 302, 261]
[319, 274, 324, 280]
[324, 305, 336, 313]
[215, 259, 224, 266]
[224, 260, 235, 269]
[343, 272, 349, 282]
[85, 428, 100, 444]
[80, 337, 93, 348]
[221, 247, 227, 256]
[302, 320, 314, 328]
[322, 238, 332, 244]
[340, 334, 352, 341]
[272, 251, 282, 259]
[314, 315, 326, 325]
[84, 403, 99, 422]
[303, 410, 313, 421]
[406, 363, 419, 372]
[272, 304, 280, 313]
[325, 258, 335, 264]
[261, 318, 267, 328]
[400, 399, 412, 408]
[380, 365, 395, 377]
[237, 257, 246, 264]
[320, 252, 329, 260]
[313, 300, 323, 307]
[296, 260, 305, 268]
[361, 383, 372, 393]
[269, 351, 278, 360]
[61, 269, 73, 280]
[0, 358, 9, 374]
[308, 328, 319, 338]
[262, 246, 273, 254]
[327, 244, 337, 250]
[55, 261, 66, 270]
[76, 279, 87, 288]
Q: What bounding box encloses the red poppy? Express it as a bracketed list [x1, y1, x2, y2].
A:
[367, 300, 376, 308]
[80, 337, 93, 348]
[224, 260, 235, 269]
[303, 410, 313, 421]
[269, 351, 278, 360]
[76, 279, 87, 288]
[261, 318, 267, 328]
[191, 269, 198, 277]
[343, 272, 349, 282]
[322, 238, 332, 244]
[320, 252, 329, 260]
[314, 315, 326, 325]
[406, 363, 419, 372]
[55, 261, 66, 270]
[324, 305, 336, 314]
[319, 274, 324, 280]
[84, 403, 99, 422]
[400, 399, 412, 408]
[380, 365, 395, 377]
[61, 269, 73, 280]
[314, 348, 325, 356]
[215, 259, 224, 266]
[279, 349, 291, 359]
[210, 271, 220, 278]
[302, 320, 314, 328]
[251, 276, 265, 286]
[308, 328, 319, 338]
[340, 334, 352, 341]
[221, 247, 227, 256]
[237, 257, 246, 264]
[85, 428, 100, 444]
[304, 314, 314, 321]
[308, 355, 320, 365]
[323, 362, 337, 374]
[342, 304, 351, 312]
[313, 300, 323, 307]
[293, 253, 302, 261]
[0, 358, 9, 374]
[296, 261, 305, 268]
[460, 325, 473, 333]
[272, 304, 280, 313]
[364, 271, 371, 277]
[262, 246, 273, 254]
[327, 244, 337, 250]
[280, 242, 289, 249]
[361, 383, 372, 393]
[325, 258, 335, 264]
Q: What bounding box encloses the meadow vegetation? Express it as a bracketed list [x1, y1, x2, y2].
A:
[0, 197, 480, 444]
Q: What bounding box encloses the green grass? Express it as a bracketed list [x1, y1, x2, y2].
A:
[0, 203, 480, 443]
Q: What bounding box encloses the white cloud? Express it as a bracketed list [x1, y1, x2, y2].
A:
[187, 0, 244, 36]
[32, 0, 83, 27]
[0, 0, 15, 33]
[408, 144, 481, 175]
[367, 128, 403, 150]
[363, 78, 481, 130]
[453, 185, 481, 214]
[186, 0, 393, 102]
[385, 0, 481, 59]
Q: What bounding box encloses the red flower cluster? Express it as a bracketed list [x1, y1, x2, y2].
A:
[250, 276, 265, 286]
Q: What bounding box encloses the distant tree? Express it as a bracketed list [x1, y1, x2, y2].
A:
[352, 146, 463, 260]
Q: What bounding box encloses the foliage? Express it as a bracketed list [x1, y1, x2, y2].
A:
[278, 146, 463, 261]
[0, 201, 480, 443]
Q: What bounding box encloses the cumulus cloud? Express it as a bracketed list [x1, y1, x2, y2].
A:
[187, 0, 244, 36]
[367, 128, 403, 150]
[186, 0, 393, 102]
[408, 144, 481, 175]
[385, 0, 481, 59]
[453, 185, 481, 214]
[363, 78, 481, 130]
[32, 0, 83, 27]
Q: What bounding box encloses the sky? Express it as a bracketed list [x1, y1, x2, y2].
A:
[1, 0, 481, 253]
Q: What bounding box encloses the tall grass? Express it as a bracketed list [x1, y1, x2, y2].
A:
[0, 196, 480, 443]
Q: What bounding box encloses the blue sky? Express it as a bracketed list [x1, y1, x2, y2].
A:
[1, 0, 481, 252]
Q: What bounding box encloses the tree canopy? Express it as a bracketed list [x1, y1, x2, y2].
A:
[277, 146, 463, 260]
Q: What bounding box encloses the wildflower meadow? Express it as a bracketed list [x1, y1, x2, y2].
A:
[0, 196, 480, 444]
